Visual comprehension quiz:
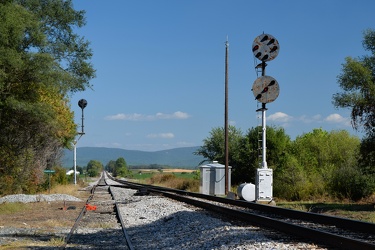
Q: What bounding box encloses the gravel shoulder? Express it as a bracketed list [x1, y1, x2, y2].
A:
[0, 188, 92, 248]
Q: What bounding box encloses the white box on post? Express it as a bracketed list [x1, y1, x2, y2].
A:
[256, 168, 273, 202]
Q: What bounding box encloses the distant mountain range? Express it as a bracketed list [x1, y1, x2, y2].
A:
[61, 146, 206, 169]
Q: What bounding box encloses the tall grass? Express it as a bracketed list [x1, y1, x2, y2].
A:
[147, 173, 199, 192]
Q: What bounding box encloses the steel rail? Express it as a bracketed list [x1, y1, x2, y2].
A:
[64, 174, 134, 249]
[63, 200, 88, 247]
[63, 182, 95, 248]
[115, 202, 134, 250]
[107, 183, 135, 250]
[159, 190, 375, 250]
[104, 175, 135, 250]
[111, 177, 375, 234]
[107, 176, 375, 249]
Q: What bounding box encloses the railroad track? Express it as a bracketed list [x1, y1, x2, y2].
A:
[108, 173, 375, 250]
[63, 174, 134, 249]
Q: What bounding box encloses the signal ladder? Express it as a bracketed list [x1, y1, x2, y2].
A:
[255, 61, 263, 167]
[257, 103, 263, 167]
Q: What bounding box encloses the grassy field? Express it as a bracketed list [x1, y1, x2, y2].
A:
[127, 169, 375, 223]
[2, 172, 373, 225]
[130, 169, 197, 180]
[129, 169, 199, 192]
[276, 200, 375, 223]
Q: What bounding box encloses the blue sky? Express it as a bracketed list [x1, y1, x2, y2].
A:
[70, 0, 373, 151]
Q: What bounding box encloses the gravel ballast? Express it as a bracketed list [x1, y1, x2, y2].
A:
[0, 178, 326, 249]
[111, 185, 325, 249]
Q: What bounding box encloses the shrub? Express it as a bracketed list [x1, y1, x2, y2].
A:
[148, 173, 176, 184]
[175, 179, 199, 192]
[147, 173, 199, 192]
[329, 165, 375, 201]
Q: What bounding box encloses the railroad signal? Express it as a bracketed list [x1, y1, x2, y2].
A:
[74, 98, 87, 185]
[252, 34, 280, 62]
[78, 99, 87, 109]
[252, 76, 280, 104]
[78, 99, 87, 135]
[249, 33, 280, 204]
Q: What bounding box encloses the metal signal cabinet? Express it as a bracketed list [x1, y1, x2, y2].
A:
[255, 168, 273, 201]
[199, 161, 231, 195]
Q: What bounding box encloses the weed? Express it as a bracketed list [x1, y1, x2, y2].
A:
[0, 202, 29, 214]
[1, 237, 65, 249]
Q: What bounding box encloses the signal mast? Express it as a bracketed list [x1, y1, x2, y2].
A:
[251, 33, 280, 204]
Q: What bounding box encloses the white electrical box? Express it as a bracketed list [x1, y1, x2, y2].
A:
[255, 168, 273, 201]
[199, 161, 231, 195]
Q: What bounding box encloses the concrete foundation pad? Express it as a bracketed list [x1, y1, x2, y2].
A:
[256, 200, 277, 206]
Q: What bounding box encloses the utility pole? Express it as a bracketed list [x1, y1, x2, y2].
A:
[224, 38, 229, 195]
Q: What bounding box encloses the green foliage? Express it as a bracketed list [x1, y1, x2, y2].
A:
[196, 125, 291, 184]
[86, 160, 103, 177]
[52, 166, 69, 185]
[111, 157, 131, 178]
[329, 165, 375, 201]
[332, 28, 375, 199]
[76, 166, 84, 175]
[334, 56, 374, 132]
[273, 154, 308, 200]
[359, 134, 375, 175]
[331, 30, 375, 201]
[197, 124, 373, 201]
[333, 29, 375, 136]
[39, 166, 68, 192]
[0, 1, 95, 194]
[195, 125, 244, 165]
[105, 160, 116, 173]
[131, 164, 173, 170]
[131, 171, 154, 180]
[192, 170, 200, 180]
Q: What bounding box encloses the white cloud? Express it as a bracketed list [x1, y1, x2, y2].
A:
[299, 114, 322, 123]
[105, 113, 143, 121]
[147, 133, 175, 139]
[267, 112, 351, 128]
[105, 111, 190, 121]
[325, 113, 351, 126]
[155, 111, 190, 119]
[267, 112, 293, 122]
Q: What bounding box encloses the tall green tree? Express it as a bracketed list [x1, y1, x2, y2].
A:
[333, 29, 375, 136]
[0, 1, 95, 194]
[273, 154, 307, 200]
[333, 28, 375, 198]
[195, 125, 243, 165]
[195, 125, 246, 182]
[113, 157, 130, 178]
[105, 160, 116, 173]
[195, 125, 291, 184]
[86, 160, 103, 177]
[239, 126, 291, 184]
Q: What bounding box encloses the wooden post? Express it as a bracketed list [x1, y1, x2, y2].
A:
[224, 38, 229, 194]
